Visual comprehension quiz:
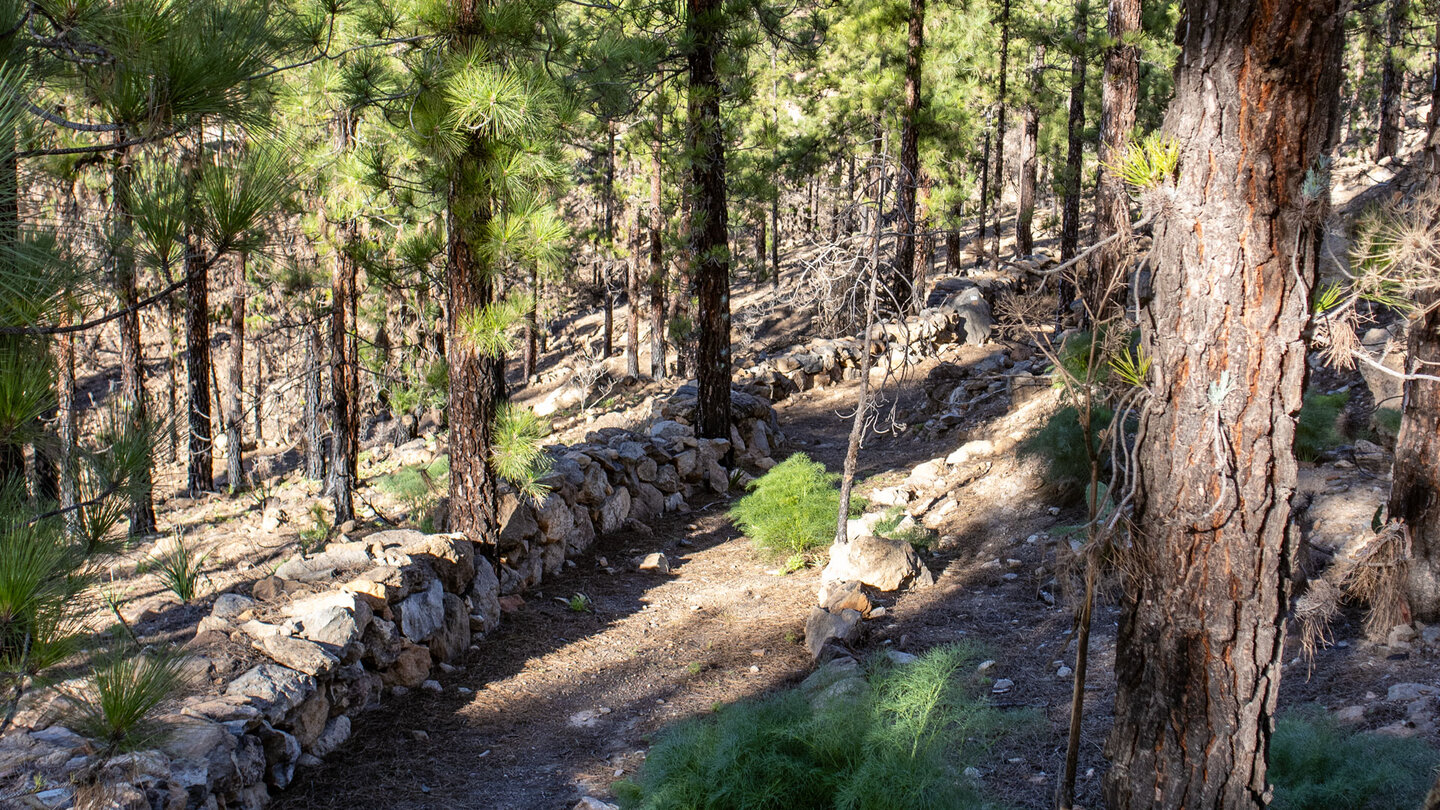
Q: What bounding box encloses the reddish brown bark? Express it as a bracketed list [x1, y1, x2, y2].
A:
[1103, 2, 1343, 807]
[1015, 44, 1044, 257]
[1394, 294, 1440, 620]
[894, 0, 924, 312]
[1092, 0, 1139, 320]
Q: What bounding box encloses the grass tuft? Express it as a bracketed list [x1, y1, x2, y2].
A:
[1270, 708, 1440, 810]
[61, 648, 189, 752]
[1296, 391, 1349, 462]
[615, 644, 1011, 810]
[138, 532, 209, 602]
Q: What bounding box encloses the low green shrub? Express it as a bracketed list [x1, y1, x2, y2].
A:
[1021, 404, 1114, 488]
[1296, 391, 1350, 462]
[1372, 408, 1402, 442]
[874, 505, 936, 548]
[62, 648, 189, 752]
[376, 455, 450, 523]
[615, 644, 1010, 810]
[138, 532, 209, 602]
[730, 453, 853, 571]
[1269, 708, 1440, 810]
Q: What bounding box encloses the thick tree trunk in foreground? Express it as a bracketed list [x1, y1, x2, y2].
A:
[1015, 44, 1044, 257]
[114, 145, 156, 532]
[1393, 293, 1440, 620]
[1092, 0, 1139, 320]
[226, 254, 246, 492]
[893, 0, 925, 312]
[1103, 3, 1343, 807]
[688, 0, 732, 444]
[184, 154, 213, 495]
[1376, 0, 1406, 161]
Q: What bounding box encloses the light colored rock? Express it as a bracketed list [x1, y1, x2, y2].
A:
[362, 616, 403, 669]
[398, 535, 475, 593]
[598, 488, 631, 535]
[211, 593, 256, 620]
[468, 563, 502, 634]
[574, 798, 621, 810]
[822, 535, 933, 592]
[945, 440, 994, 466]
[397, 579, 445, 643]
[428, 593, 469, 663]
[382, 642, 432, 688]
[637, 553, 670, 573]
[1388, 683, 1438, 702]
[225, 664, 317, 724]
[289, 691, 330, 749]
[817, 579, 871, 616]
[256, 635, 339, 677]
[309, 715, 351, 758]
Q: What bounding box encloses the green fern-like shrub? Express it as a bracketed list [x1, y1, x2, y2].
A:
[1296, 391, 1350, 462]
[1022, 404, 1115, 492]
[730, 453, 851, 567]
[1269, 708, 1439, 810]
[614, 644, 1010, 810]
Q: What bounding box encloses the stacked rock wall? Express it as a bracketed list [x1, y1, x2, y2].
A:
[0, 388, 783, 810]
[735, 281, 994, 401]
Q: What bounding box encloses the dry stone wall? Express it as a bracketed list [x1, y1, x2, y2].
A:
[0, 387, 783, 810]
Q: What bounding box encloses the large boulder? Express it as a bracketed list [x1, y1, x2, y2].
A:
[225, 664, 317, 724]
[821, 535, 933, 592]
[395, 579, 445, 643]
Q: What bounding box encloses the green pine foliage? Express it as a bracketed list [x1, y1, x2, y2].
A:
[615, 644, 1011, 810]
[1022, 404, 1114, 489]
[729, 453, 849, 569]
[61, 648, 189, 754]
[1269, 709, 1440, 810]
[138, 533, 210, 603]
[1296, 391, 1350, 463]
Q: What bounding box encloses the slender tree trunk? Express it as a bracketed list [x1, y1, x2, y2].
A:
[688, 0, 733, 445]
[1424, 15, 1440, 175]
[671, 193, 694, 379]
[626, 205, 642, 379]
[114, 143, 157, 531]
[56, 325, 76, 534]
[769, 193, 780, 286]
[754, 213, 765, 277]
[946, 224, 961, 273]
[990, 0, 1011, 268]
[649, 115, 666, 381]
[1376, 0, 1407, 161]
[524, 264, 539, 380]
[602, 122, 616, 358]
[225, 254, 247, 492]
[1060, 0, 1089, 265]
[184, 148, 213, 495]
[914, 172, 932, 307]
[894, 0, 925, 312]
[1394, 292, 1440, 620]
[977, 128, 991, 266]
[1016, 44, 1045, 257]
[1103, 3, 1343, 807]
[1092, 0, 1140, 321]
[252, 340, 265, 445]
[303, 319, 325, 480]
[330, 218, 357, 525]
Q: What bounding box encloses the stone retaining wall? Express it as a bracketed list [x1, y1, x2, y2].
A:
[0, 387, 784, 810]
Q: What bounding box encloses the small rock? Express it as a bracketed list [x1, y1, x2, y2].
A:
[1389, 623, 1418, 647]
[977, 659, 996, 672]
[637, 553, 671, 573]
[420, 680, 443, 694]
[574, 799, 621, 810]
[1056, 666, 1073, 678]
[1333, 705, 1367, 724]
[991, 679, 1014, 694]
[963, 767, 982, 779]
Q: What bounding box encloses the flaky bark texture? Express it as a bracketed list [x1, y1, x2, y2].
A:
[626, 207, 641, 379]
[1060, 0, 1087, 264]
[1103, 2, 1343, 807]
[1425, 16, 1440, 176]
[113, 145, 156, 533]
[1092, 0, 1138, 319]
[225, 254, 246, 492]
[1015, 44, 1043, 257]
[184, 153, 213, 495]
[649, 119, 666, 381]
[688, 0, 732, 443]
[330, 219, 357, 524]
[1393, 294, 1440, 620]
[893, 0, 924, 312]
[988, 0, 1011, 269]
[303, 321, 325, 480]
[1375, 0, 1406, 161]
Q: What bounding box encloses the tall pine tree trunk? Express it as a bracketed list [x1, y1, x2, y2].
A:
[225, 253, 246, 492]
[303, 319, 325, 480]
[114, 143, 156, 532]
[1060, 0, 1088, 264]
[184, 148, 213, 495]
[330, 219, 357, 525]
[688, 0, 732, 444]
[649, 115, 666, 381]
[602, 122, 616, 358]
[1376, 0, 1407, 161]
[524, 264, 539, 381]
[626, 206, 641, 379]
[989, 0, 1011, 269]
[1103, 2, 1342, 806]
[977, 127, 990, 265]
[1092, 0, 1139, 320]
[446, 0, 503, 543]
[894, 0, 925, 312]
[1423, 15, 1440, 175]
[1394, 292, 1440, 620]
[1016, 44, 1044, 257]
